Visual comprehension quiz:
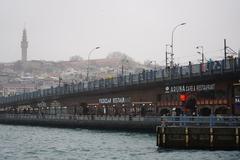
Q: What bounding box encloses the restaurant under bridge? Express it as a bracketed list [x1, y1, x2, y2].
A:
[1, 57, 240, 117]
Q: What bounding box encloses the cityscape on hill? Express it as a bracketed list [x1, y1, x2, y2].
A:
[0, 53, 162, 96]
[1, 28, 239, 97]
[0, 28, 162, 97]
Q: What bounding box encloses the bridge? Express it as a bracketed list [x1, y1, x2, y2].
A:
[0, 58, 240, 117]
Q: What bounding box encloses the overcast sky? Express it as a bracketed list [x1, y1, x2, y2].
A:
[0, 0, 239, 65]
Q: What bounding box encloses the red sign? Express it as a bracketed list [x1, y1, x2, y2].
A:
[179, 94, 187, 102]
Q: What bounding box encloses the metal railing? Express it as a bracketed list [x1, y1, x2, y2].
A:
[0, 114, 145, 122]
[160, 115, 240, 127]
[0, 114, 240, 127]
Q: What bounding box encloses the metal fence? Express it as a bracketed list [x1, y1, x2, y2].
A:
[0, 114, 145, 122]
[160, 115, 240, 127]
[0, 114, 240, 127]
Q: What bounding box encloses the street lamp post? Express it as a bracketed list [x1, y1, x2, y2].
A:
[58, 76, 63, 87]
[165, 44, 171, 68]
[86, 47, 100, 81]
[170, 23, 186, 68]
[121, 58, 128, 76]
[196, 46, 204, 63]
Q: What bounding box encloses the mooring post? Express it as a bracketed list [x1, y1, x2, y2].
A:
[162, 127, 165, 147]
[156, 126, 161, 146]
[185, 127, 189, 148]
[210, 128, 213, 148]
[236, 128, 239, 147]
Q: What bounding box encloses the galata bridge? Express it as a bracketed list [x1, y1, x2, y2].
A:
[0, 58, 240, 132]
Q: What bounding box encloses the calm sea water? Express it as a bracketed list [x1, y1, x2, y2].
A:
[0, 124, 239, 160]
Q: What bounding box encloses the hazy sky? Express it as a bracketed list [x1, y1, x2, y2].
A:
[0, 0, 239, 65]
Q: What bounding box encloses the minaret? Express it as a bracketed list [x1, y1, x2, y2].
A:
[21, 28, 28, 62]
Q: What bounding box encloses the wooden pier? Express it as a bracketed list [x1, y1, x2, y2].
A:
[156, 116, 240, 150]
[156, 126, 239, 150]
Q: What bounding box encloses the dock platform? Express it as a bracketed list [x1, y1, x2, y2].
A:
[156, 116, 240, 150]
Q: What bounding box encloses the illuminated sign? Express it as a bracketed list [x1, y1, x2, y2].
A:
[165, 84, 215, 93]
[99, 97, 131, 104]
[113, 97, 125, 103]
[99, 98, 112, 104]
[235, 97, 240, 103]
[179, 94, 187, 102]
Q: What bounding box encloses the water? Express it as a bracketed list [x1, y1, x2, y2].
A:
[0, 124, 239, 160]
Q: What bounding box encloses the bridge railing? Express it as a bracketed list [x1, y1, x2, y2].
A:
[0, 114, 240, 127]
[0, 113, 146, 122]
[1, 58, 240, 105]
[160, 115, 240, 127]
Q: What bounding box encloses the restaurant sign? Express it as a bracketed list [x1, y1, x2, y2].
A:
[99, 97, 131, 104]
[235, 97, 240, 103]
[165, 84, 215, 93]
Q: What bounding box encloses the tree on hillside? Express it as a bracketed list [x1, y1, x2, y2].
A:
[107, 52, 134, 62]
[69, 55, 83, 61]
[144, 60, 152, 66]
